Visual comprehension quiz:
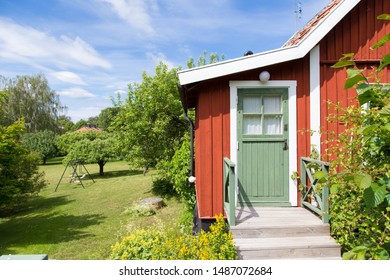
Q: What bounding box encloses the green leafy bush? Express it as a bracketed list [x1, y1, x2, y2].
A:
[110, 215, 237, 260]
[155, 134, 196, 209]
[326, 18, 390, 259]
[326, 102, 390, 259]
[151, 178, 177, 197]
[22, 130, 58, 164]
[0, 120, 46, 211]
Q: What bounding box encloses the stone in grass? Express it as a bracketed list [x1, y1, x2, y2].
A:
[140, 197, 164, 209]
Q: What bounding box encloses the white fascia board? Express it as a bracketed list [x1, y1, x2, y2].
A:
[178, 47, 301, 85]
[310, 45, 321, 157]
[178, 0, 361, 86]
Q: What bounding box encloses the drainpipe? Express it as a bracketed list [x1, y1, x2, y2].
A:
[177, 84, 195, 185]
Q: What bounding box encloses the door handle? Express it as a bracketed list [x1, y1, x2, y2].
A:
[283, 139, 288, 150]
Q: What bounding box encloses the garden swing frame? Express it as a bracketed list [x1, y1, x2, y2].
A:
[55, 159, 95, 192]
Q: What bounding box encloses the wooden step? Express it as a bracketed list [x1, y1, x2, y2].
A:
[231, 207, 341, 260]
[235, 236, 341, 260]
[231, 223, 330, 238]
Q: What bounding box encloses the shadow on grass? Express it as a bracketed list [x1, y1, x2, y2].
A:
[0, 212, 105, 255]
[0, 195, 74, 218]
[90, 169, 144, 179]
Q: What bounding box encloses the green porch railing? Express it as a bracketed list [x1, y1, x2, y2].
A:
[223, 157, 236, 226]
[300, 157, 330, 224]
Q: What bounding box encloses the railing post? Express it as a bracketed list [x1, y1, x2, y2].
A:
[322, 186, 329, 224]
[228, 164, 236, 226]
[300, 158, 307, 204]
[223, 157, 236, 226]
[300, 157, 330, 224]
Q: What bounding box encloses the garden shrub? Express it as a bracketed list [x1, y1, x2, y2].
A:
[0, 120, 46, 212]
[22, 130, 58, 164]
[155, 133, 196, 209]
[110, 215, 237, 260]
[329, 174, 390, 259]
[151, 177, 177, 197]
[324, 24, 390, 259]
[325, 102, 390, 259]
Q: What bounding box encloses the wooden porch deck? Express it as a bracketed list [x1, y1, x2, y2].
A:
[230, 207, 341, 260]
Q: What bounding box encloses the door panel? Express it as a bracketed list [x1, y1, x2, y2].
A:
[238, 88, 289, 206]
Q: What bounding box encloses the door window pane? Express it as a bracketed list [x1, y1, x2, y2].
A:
[243, 116, 261, 134]
[241, 93, 284, 135]
[263, 116, 282, 135]
[243, 95, 261, 113]
[263, 96, 281, 114]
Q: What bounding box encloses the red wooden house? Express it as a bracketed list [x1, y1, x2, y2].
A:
[178, 0, 390, 230]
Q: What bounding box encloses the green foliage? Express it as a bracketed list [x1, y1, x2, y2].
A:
[187, 50, 225, 68]
[331, 53, 356, 68]
[71, 119, 88, 131]
[156, 133, 196, 209]
[22, 130, 58, 164]
[98, 107, 119, 131]
[151, 178, 177, 197]
[0, 74, 65, 132]
[326, 98, 390, 260]
[110, 215, 237, 260]
[57, 130, 107, 154]
[0, 120, 46, 210]
[58, 130, 119, 175]
[327, 16, 390, 259]
[111, 62, 187, 171]
[56, 115, 74, 134]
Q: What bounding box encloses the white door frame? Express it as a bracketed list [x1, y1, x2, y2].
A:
[229, 80, 298, 206]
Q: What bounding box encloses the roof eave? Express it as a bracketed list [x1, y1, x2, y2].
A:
[178, 46, 301, 85]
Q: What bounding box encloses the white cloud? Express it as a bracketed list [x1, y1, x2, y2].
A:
[146, 52, 175, 69]
[100, 0, 156, 36]
[0, 18, 111, 70]
[58, 87, 97, 99]
[51, 71, 86, 85]
[67, 106, 106, 122]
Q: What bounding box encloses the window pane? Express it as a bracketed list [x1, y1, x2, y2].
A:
[263, 116, 282, 135]
[243, 116, 261, 134]
[243, 95, 261, 113]
[263, 96, 281, 114]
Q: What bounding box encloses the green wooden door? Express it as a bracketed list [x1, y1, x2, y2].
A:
[237, 88, 290, 206]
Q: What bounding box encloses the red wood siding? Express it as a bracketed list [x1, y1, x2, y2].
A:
[319, 0, 390, 157]
[190, 0, 389, 219]
[195, 82, 230, 219]
[193, 57, 311, 218]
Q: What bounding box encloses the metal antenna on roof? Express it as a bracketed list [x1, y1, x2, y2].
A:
[294, 0, 302, 31]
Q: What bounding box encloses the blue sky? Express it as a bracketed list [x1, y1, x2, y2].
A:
[0, 0, 330, 122]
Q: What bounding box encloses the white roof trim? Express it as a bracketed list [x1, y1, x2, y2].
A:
[178, 0, 360, 86]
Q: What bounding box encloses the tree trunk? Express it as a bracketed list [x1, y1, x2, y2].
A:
[98, 161, 105, 176]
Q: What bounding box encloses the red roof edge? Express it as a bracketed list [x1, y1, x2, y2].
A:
[76, 126, 102, 132]
[282, 0, 343, 48]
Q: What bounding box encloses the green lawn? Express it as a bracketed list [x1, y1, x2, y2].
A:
[0, 159, 185, 259]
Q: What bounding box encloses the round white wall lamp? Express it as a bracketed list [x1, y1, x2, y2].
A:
[259, 71, 270, 83]
[188, 176, 196, 183]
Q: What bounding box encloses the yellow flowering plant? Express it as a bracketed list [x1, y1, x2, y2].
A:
[110, 214, 237, 260]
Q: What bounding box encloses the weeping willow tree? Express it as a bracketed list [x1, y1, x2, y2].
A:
[0, 74, 65, 132]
